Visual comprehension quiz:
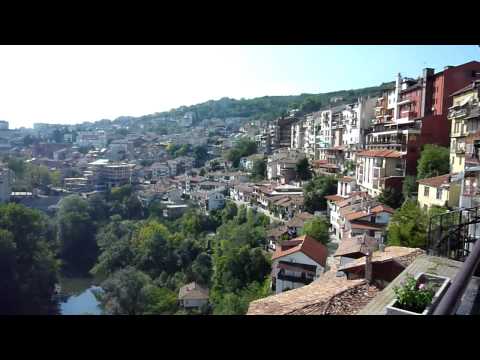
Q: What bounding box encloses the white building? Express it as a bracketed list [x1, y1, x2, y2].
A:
[271, 235, 328, 294]
[207, 191, 225, 211]
[76, 130, 107, 149]
[178, 282, 209, 310]
[151, 162, 170, 179]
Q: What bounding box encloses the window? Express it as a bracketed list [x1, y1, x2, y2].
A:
[424, 186, 430, 197]
[436, 189, 443, 200]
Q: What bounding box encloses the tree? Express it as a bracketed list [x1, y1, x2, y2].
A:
[199, 168, 206, 176]
[193, 145, 208, 166]
[191, 252, 213, 286]
[378, 187, 404, 209]
[57, 195, 98, 275]
[296, 158, 312, 181]
[303, 176, 338, 213]
[213, 278, 271, 315]
[0, 204, 59, 314]
[301, 217, 330, 245]
[96, 266, 153, 315]
[387, 200, 428, 248]
[402, 175, 417, 200]
[417, 145, 450, 180]
[251, 158, 266, 180]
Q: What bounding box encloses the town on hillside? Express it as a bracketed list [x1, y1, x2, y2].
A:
[3, 60, 480, 315]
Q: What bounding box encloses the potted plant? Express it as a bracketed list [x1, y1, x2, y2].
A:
[386, 273, 450, 315]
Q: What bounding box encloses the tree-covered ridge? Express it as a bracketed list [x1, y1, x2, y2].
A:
[110, 81, 395, 127]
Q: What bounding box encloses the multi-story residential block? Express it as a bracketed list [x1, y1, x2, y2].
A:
[0, 120, 9, 130]
[76, 130, 107, 149]
[417, 174, 460, 211]
[365, 62, 480, 176]
[356, 149, 406, 197]
[448, 80, 480, 173]
[151, 162, 171, 179]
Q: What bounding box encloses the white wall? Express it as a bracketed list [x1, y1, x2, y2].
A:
[272, 252, 325, 294]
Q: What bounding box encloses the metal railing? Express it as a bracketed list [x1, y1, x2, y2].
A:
[433, 238, 480, 315]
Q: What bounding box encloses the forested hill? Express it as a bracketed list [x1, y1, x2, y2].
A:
[109, 81, 395, 128]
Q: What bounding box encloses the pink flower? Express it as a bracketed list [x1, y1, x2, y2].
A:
[418, 284, 425, 290]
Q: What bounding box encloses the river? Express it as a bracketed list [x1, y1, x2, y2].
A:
[57, 277, 103, 315]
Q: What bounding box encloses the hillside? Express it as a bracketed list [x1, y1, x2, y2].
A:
[110, 81, 395, 129]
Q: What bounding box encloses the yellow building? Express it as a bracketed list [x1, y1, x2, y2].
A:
[417, 174, 460, 211]
[448, 81, 480, 173]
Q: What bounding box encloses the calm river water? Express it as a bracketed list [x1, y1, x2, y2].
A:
[57, 277, 103, 315]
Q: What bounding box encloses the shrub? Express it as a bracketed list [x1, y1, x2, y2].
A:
[393, 274, 435, 313]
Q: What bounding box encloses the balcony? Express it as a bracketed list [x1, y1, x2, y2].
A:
[397, 98, 413, 106]
[277, 273, 314, 285]
[449, 107, 469, 119]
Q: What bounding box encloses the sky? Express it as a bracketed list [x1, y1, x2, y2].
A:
[0, 45, 479, 129]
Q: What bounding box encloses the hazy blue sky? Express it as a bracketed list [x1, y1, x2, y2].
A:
[0, 45, 479, 129]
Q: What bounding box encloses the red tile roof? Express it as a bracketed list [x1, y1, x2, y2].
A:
[271, 234, 328, 267]
[345, 210, 369, 221]
[324, 194, 344, 202]
[357, 149, 403, 158]
[417, 173, 451, 188]
[370, 204, 395, 214]
[350, 222, 385, 230]
[339, 176, 355, 183]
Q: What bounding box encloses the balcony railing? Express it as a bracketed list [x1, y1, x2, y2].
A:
[277, 273, 314, 285]
[433, 236, 480, 315]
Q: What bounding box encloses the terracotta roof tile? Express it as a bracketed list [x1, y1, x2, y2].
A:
[417, 173, 452, 188]
[271, 234, 328, 267]
[338, 246, 425, 271]
[357, 149, 403, 158]
[325, 194, 345, 202]
[247, 271, 367, 315]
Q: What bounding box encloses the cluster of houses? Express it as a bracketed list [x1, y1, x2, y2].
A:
[244, 60, 480, 314]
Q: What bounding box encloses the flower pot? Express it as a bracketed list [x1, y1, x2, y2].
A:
[385, 272, 451, 315]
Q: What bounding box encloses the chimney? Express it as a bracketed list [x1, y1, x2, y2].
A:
[365, 250, 373, 284]
[379, 235, 386, 252]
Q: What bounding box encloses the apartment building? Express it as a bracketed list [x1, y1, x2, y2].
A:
[448, 80, 480, 173]
[366, 62, 480, 176]
[356, 149, 406, 197]
[76, 130, 107, 149]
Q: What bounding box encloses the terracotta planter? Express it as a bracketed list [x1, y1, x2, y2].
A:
[386, 272, 451, 315]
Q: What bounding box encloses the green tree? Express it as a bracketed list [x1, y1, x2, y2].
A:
[378, 187, 404, 209]
[199, 168, 206, 176]
[251, 158, 266, 180]
[417, 145, 450, 180]
[0, 204, 59, 314]
[303, 176, 337, 213]
[193, 145, 209, 166]
[301, 217, 330, 245]
[96, 266, 153, 315]
[296, 158, 312, 181]
[57, 195, 98, 275]
[387, 200, 428, 248]
[402, 175, 417, 200]
[213, 278, 271, 315]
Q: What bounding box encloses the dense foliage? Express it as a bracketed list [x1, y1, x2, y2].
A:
[226, 138, 257, 168]
[378, 187, 404, 209]
[296, 158, 312, 181]
[0, 203, 59, 314]
[417, 145, 450, 180]
[387, 200, 429, 248]
[301, 217, 330, 245]
[251, 158, 266, 180]
[303, 175, 338, 213]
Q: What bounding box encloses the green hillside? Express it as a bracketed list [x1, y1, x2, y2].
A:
[112, 81, 395, 129]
